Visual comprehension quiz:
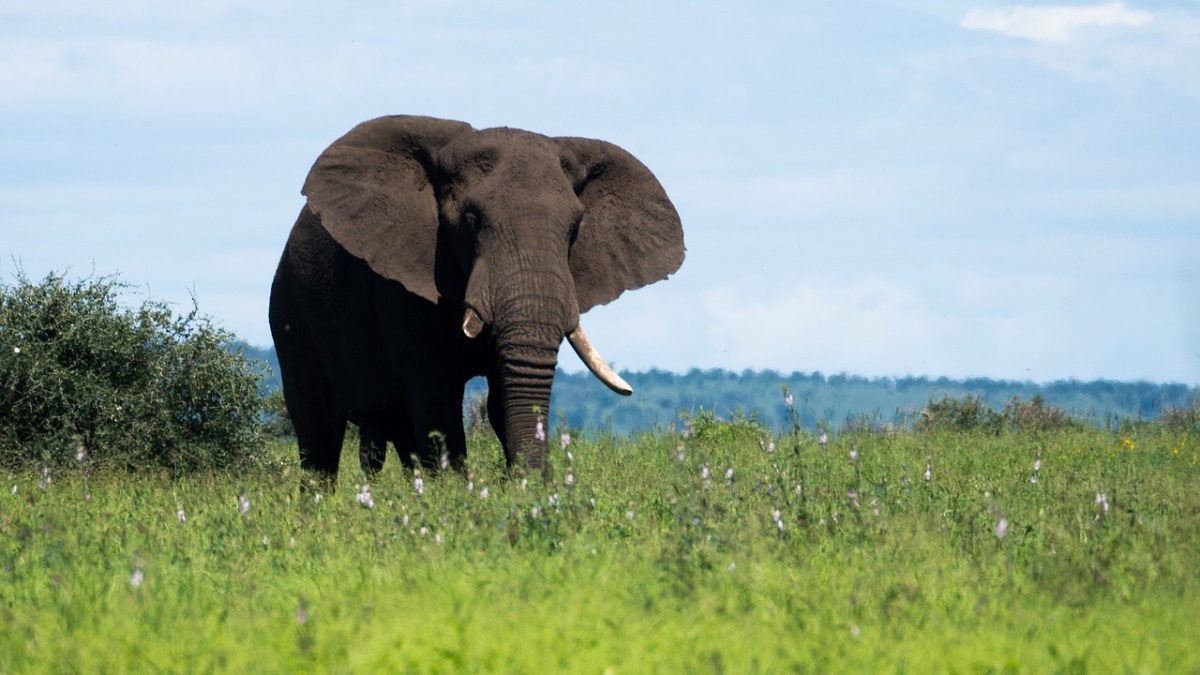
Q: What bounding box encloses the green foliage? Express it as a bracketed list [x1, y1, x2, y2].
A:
[917, 393, 1005, 433]
[683, 407, 766, 446]
[0, 271, 264, 472]
[1003, 394, 1082, 432]
[262, 389, 293, 438]
[917, 393, 1083, 434]
[1160, 400, 1200, 432]
[2, 422, 1197, 671]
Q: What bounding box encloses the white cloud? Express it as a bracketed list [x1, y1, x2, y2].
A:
[961, 3, 1153, 42]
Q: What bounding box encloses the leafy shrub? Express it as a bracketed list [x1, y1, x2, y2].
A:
[1002, 394, 1080, 432]
[262, 389, 294, 438]
[0, 271, 264, 472]
[917, 393, 1079, 434]
[916, 394, 1004, 434]
[1159, 401, 1200, 432]
[685, 407, 766, 445]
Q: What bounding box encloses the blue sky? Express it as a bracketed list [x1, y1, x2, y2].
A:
[3, 1, 1198, 384]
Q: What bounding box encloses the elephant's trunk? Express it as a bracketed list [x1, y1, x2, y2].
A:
[492, 322, 560, 475]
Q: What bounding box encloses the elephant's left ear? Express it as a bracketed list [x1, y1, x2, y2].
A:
[556, 137, 685, 313]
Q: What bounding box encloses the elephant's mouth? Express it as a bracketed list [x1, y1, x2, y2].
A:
[461, 306, 632, 396]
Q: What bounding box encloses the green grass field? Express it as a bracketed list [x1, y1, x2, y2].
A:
[2, 421, 1198, 673]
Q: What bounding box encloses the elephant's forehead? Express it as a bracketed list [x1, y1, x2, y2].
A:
[448, 127, 555, 160]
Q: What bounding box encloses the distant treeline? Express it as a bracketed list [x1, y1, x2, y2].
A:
[235, 344, 1198, 435]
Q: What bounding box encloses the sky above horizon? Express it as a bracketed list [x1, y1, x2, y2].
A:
[3, 1, 1198, 385]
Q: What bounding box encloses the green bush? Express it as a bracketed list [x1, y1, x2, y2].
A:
[262, 389, 294, 438]
[916, 393, 1004, 434]
[917, 393, 1081, 434]
[1160, 401, 1200, 432]
[0, 271, 264, 472]
[684, 407, 767, 445]
[1002, 394, 1081, 432]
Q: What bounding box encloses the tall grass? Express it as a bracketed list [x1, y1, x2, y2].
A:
[2, 419, 1197, 672]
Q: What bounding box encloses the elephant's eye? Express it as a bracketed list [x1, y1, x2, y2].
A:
[463, 211, 479, 231]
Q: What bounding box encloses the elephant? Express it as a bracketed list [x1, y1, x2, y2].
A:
[268, 115, 684, 485]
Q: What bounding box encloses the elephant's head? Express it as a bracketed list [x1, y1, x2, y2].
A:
[301, 115, 684, 468]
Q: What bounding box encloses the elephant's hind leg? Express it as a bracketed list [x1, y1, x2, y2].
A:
[282, 367, 347, 492]
[295, 411, 347, 493]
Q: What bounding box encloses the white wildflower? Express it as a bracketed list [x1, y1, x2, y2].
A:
[357, 484, 375, 509]
[129, 568, 144, 589]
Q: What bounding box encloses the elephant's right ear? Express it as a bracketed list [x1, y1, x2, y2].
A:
[302, 115, 473, 303]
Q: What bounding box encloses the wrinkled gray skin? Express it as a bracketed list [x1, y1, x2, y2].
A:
[269, 115, 684, 486]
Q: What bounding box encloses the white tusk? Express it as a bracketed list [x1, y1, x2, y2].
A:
[462, 307, 485, 338]
[567, 326, 633, 396]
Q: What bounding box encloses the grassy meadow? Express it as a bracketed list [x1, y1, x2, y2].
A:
[2, 418, 1199, 673]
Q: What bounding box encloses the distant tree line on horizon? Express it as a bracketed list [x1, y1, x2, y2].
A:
[237, 344, 1198, 436]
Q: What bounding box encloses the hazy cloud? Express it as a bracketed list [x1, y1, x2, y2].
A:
[961, 3, 1153, 42]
